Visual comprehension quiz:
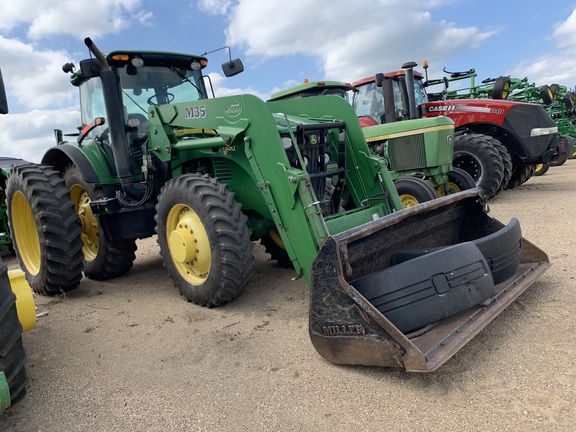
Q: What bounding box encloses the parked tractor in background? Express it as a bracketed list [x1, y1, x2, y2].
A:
[0, 68, 35, 413]
[268, 80, 475, 207]
[424, 66, 573, 173]
[5, 38, 550, 372]
[352, 62, 559, 199]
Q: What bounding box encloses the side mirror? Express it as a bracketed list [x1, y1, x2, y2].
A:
[222, 58, 244, 77]
[375, 73, 384, 88]
[0, 68, 8, 115]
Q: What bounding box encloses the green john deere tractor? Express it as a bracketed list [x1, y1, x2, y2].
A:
[268, 80, 475, 207]
[5, 38, 550, 372]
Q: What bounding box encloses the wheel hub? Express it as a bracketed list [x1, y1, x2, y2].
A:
[166, 205, 211, 283]
[169, 226, 198, 264]
[399, 194, 419, 208]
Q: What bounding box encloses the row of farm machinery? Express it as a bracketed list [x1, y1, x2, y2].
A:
[2, 37, 573, 411]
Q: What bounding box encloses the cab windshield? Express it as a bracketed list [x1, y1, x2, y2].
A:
[78, 64, 206, 140]
[118, 65, 206, 115]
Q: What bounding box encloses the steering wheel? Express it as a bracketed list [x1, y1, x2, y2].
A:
[147, 93, 175, 105]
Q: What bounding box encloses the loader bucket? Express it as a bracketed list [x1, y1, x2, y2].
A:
[309, 189, 550, 372]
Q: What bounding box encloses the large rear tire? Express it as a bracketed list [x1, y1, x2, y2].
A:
[505, 164, 535, 189]
[436, 167, 477, 196]
[0, 261, 27, 406]
[393, 178, 438, 208]
[64, 165, 137, 280]
[6, 164, 83, 295]
[452, 134, 504, 200]
[486, 137, 513, 191]
[156, 174, 254, 307]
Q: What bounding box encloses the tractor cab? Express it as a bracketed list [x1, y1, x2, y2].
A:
[58, 45, 243, 184]
[62, 51, 213, 146]
[352, 70, 427, 126]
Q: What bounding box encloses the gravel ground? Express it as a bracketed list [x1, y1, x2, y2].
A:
[1, 159, 575, 432]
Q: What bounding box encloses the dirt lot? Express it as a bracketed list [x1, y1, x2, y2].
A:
[1, 160, 575, 432]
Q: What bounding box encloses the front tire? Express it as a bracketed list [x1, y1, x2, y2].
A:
[394, 178, 439, 208]
[64, 165, 137, 280]
[452, 134, 504, 200]
[156, 174, 254, 307]
[436, 167, 477, 196]
[6, 164, 83, 295]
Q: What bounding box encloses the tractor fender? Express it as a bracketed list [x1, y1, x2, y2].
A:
[41, 144, 101, 183]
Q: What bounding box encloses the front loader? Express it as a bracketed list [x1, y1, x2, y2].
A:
[6, 38, 550, 372]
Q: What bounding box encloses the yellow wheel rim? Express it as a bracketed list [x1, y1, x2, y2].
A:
[166, 204, 211, 285]
[437, 181, 461, 197]
[69, 184, 99, 262]
[535, 163, 543, 174]
[399, 194, 420, 208]
[10, 191, 41, 276]
[501, 83, 509, 99]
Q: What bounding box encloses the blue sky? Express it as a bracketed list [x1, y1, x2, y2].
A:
[1, 0, 576, 162]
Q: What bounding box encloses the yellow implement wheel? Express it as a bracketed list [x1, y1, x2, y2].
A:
[394, 178, 438, 208]
[0, 261, 28, 406]
[436, 168, 477, 197]
[156, 174, 254, 307]
[69, 183, 99, 262]
[10, 191, 41, 276]
[166, 204, 212, 285]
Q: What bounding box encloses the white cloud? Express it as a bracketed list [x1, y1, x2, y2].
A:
[552, 9, 576, 51]
[222, 0, 495, 82]
[0, 0, 146, 40]
[0, 109, 80, 163]
[0, 36, 76, 110]
[509, 8, 576, 87]
[198, 0, 234, 15]
[208, 72, 269, 100]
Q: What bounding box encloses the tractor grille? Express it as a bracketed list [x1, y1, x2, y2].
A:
[387, 134, 427, 171]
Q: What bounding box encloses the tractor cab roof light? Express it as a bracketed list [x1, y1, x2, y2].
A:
[111, 54, 129, 62]
[131, 57, 144, 68]
[191, 60, 207, 70]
